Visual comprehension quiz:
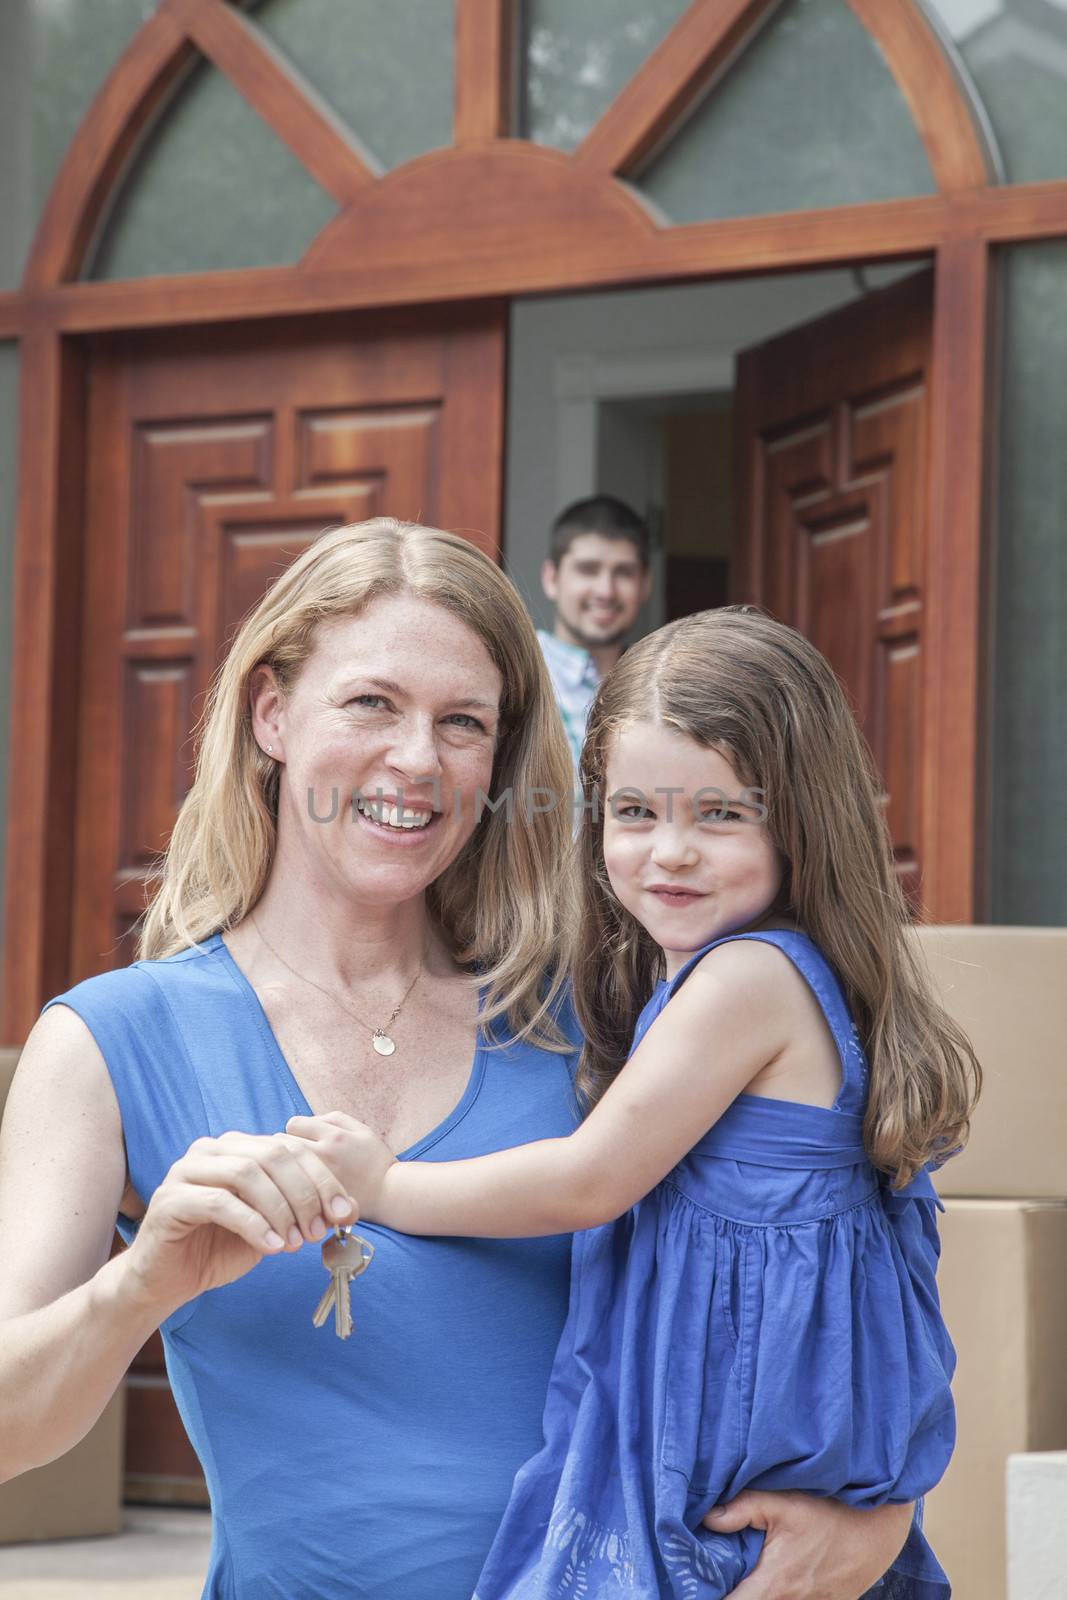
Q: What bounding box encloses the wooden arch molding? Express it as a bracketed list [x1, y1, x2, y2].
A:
[22, 0, 995, 294]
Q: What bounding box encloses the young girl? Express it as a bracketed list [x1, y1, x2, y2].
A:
[290, 607, 979, 1598]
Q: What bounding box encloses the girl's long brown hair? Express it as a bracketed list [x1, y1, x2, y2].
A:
[139, 519, 576, 1050]
[572, 607, 981, 1188]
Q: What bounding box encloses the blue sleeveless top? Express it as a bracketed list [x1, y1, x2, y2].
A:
[44, 934, 582, 1600]
[473, 930, 956, 1600]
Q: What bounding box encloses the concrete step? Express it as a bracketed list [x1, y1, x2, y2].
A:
[0, 1507, 210, 1598]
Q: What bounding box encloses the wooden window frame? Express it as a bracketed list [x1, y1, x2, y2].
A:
[2, 0, 1057, 1038]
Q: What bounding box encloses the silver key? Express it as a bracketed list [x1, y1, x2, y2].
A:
[311, 1228, 375, 1341]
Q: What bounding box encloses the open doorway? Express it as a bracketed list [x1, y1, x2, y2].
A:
[505, 261, 927, 629]
[595, 389, 733, 625]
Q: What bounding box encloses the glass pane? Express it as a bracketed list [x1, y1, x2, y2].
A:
[0, 342, 19, 953]
[924, 0, 1067, 183]
[0, 0, 156, 287]
[251, 0, 454, 170]
[88, 55, 337, 280]
[639, 0, 935, 223]
[989, 241, 1067, 924]
[30, 0, 158, 214]
[521, 0, 692, 153]
[0, 6, 31, 289]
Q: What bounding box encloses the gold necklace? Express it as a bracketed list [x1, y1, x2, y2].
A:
[251, 916, 425, 1057]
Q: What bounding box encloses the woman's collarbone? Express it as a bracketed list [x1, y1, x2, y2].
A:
[278, 1009, 478, 1137]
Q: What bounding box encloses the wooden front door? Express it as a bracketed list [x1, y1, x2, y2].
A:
[75, 303, 506, 1502]
[733, 270, 933, 906]
[74, 304, 504, 980]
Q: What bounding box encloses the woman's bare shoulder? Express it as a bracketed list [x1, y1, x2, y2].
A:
[15, 1001, 119, 1088]
[4, 1005, 126, 1168]
[0, 1008, 132, 1317]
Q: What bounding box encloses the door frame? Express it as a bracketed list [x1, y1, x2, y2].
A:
[2, 0, 1031, 1039]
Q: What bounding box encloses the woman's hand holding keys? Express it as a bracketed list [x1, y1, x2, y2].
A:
[124, 1131, 358, 1317]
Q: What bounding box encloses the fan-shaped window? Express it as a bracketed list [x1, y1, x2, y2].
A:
[637, 0, 935, 222]
[925, 0, 1067, 182]
[249, 0, 455, 170]
[520, 0, 692, 151]
[87, 55, 337, 280]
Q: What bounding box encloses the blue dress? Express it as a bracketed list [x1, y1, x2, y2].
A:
[472, 930, 956, 1599]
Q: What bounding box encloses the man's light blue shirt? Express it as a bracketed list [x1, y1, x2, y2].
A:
[536, 628, 601, 775]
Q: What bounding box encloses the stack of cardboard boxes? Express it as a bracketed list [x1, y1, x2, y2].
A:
[917, 927, 1067, 1600]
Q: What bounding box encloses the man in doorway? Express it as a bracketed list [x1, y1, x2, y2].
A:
[537, 495, 652, 774]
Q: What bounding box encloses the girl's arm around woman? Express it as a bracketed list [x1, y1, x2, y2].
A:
[291, 939, 797, 1238]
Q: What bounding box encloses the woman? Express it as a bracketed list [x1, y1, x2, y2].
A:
[0, 520, 913, 1598]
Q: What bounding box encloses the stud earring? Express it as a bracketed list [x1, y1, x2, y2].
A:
[266, 745, 274, 754]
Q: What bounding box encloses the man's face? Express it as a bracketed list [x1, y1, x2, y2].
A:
[542, 533, 650, 651]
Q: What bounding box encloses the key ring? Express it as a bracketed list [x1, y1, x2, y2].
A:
[331, 1225, 375, 1276]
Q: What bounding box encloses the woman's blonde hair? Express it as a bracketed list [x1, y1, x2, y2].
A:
[572, 606, 981, 1187]
[139, 519, 576, 1047]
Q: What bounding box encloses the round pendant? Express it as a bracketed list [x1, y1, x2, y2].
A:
[372, 1032, 396, 1056]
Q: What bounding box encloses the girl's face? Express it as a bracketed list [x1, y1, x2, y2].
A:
[602, 720, 783, 979]
[252, 593, 503, 910]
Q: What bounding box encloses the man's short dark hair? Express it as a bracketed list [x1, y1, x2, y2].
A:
[549, 495, 651, 569]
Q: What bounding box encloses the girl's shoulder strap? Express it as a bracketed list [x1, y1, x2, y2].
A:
[663, 928, 869, 1116]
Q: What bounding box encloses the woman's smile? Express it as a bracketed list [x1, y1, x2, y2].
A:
[352, 793, 445, 846]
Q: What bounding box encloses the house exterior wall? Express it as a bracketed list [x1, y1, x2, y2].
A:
[0, 1, 1065, 983]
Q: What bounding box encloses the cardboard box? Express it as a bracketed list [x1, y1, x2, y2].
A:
[914, 927, 1067, 1199]
[0, 1389, 125, 1544]
[923, 1199, 1067, 1600]
[0, 1044, 126, 1544]
[0, 1047, 19, 1107]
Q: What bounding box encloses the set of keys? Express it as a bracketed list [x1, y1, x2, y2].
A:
[311, 1225, 375, 1340]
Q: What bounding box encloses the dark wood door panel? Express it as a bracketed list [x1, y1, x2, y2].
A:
[734, 271, 932, 904]
[75, 305, 505, 983]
